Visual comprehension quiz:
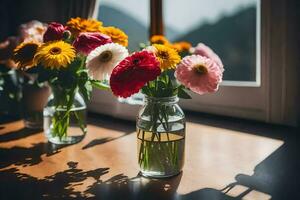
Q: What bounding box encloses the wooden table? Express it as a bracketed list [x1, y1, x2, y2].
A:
[0, 114, 299, 200]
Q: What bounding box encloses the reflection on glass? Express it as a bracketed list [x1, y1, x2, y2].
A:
[164, 0, 259, 82]
[98, 0, 149, 52]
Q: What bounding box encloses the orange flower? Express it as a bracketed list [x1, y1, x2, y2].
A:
[66, 17, 103, 36]
[172, 41, 192, 53]
[13, 41, 40, 69]
[150, 35, 170, 45]
[99, 26, 128, 47]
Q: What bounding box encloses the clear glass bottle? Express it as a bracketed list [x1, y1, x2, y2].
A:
[43, 88, 87, 145]
[136, 95, 185, 178]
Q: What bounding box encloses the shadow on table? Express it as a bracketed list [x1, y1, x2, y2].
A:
[1, 115, 299, 199]
[0, 162, 110, 200]
[0, 127, 41, 143]
[85, 172, 183, 200]
[219, 135, 300, 200]
[1, 137, 299, 200]
[0, 163, 182, 200]
[0, 141, 74, 168]
[82, 133, 130, 150]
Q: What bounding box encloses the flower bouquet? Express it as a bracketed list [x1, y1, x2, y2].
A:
[13, 17, 129, 144]
[109, 35, 224, 177]
[18, 20, 52, 128]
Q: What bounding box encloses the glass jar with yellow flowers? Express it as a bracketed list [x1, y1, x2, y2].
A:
[13, 18, 129, 144]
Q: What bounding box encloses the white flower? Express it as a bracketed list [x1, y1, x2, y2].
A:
[86, 43, 129, 81]
[145, 45, 157, 53]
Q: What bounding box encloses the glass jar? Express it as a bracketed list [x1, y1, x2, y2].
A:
[22, 83, 50, 129]
[136, 95, 185, 178]
[43, 87, 87, 144]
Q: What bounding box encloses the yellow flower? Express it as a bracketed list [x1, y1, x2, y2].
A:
[66, 17, 103, 36]
[150, 35, 170, 45]
[150, 44, 181, 70]
[13, 41, 40, 69]
[172, 41, 192, 53]
[99, 26, 128, 47]
[34, 41, 75, 69]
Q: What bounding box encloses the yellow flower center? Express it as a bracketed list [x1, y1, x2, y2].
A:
[194, 64, 208, 74]
[49, 47, 62, 55]
[99, 50, 113, 62]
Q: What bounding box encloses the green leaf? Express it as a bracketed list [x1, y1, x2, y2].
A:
[90, 80, 110, 90]
[177, 86, 192, 99]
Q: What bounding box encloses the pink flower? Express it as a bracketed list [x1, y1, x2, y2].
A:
[19, 20, 47, 42]
[175, 55, 222, 95]
[192, 43, 224, 72]
[43, 22, 66, 42]
[73, 32, 112, 55]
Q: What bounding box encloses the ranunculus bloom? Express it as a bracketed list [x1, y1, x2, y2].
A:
[73, 32, 112, 55]
[110, 51, 161, 98]
[175, 55, 222, 95]
[192, 43, 224, 72]
[43, 22, 66, 42]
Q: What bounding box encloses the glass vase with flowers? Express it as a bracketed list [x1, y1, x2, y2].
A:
[13, 17, 129, 144]
[110, 35, 224, 178]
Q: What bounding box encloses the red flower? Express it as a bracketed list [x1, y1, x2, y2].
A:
[43, 22, 66, 42]
[73, 32, 112, 55]
[110, 51, 161, 98]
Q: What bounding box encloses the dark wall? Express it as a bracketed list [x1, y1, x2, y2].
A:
[0, 0, 97, 41]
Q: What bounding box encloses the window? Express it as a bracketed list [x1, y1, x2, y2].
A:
[164, 0, 260, 84]
[90, 0, 298, 125]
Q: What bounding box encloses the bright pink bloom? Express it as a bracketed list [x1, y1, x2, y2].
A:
[193, 43, 224, 72]
[43, 22, 66, 42]
[73, 32, 112, 55]
[175, 55, 222, 95]
[110, 51, 161, 98]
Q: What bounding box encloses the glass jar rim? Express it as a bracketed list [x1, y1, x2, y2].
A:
[144, 95, 179, 103]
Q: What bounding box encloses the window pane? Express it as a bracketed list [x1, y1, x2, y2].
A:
[164, 0, 259, 82]
[98, 0, 149, 52]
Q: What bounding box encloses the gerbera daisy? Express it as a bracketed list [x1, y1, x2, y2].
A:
[150, 35, 170, 45]
[147, 44, 181, 71]
[86, 43, 128, 81]
[110, 51, 160, 98]
[175, 55, 222, 95]
[13, 41, 40, 69]
[66, 17, 102, 36]
[34, 41, 75, 69]
[99, 26, 128, 47]
[191, 43, 224, 72]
